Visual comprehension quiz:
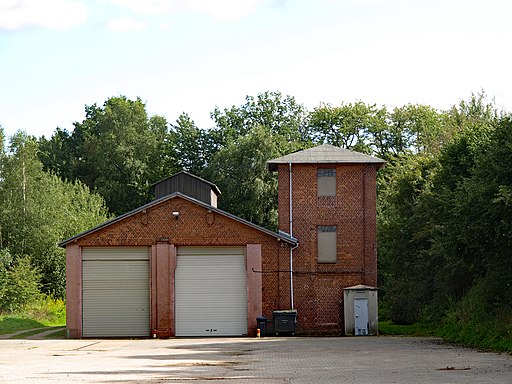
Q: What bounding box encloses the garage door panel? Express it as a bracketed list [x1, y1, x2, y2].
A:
[179, 321, 247, 335]
[83, 261, 148, 279]
[177, 247, 245, 256]
[174, 311, 246, 322]
[82, 248, 149, 338]
[175, 247, 247, 337]
[82, 292, 148, 305]
[82, 248, 148, 260]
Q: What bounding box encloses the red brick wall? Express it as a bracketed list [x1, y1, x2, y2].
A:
[276, 163, 378, 335]
[69, 160, 379, 336]
[78, 197, 281, 248]
[72, 196, 290, 336]
[65, 244, 81, 338]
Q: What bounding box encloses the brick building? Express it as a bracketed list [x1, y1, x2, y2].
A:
[61, 144, 384, 338]
[268, 144, 385, 334]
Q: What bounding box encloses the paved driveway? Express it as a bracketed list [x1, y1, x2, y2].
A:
[0, 336, 510, 383]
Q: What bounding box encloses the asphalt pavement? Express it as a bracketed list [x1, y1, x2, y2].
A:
[0, 336, 511, 383]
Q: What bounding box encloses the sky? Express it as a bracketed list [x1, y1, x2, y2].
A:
[1, 0, 511, 139]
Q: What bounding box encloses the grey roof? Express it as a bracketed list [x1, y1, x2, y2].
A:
[344, 284, 378, 290]
[268, 144, 386, 171]
[59, 192, 297, 247]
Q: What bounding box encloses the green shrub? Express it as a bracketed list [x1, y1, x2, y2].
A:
[386, 281, 426, 325]
[379, 320, 435, 336]
[20, 295, 66, 325]
[0, 296, 66, 334]
[0, 255, 42, 313]
[438, 280, 512, 353]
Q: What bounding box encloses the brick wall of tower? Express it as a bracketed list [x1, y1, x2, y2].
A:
[277, 163, 379, 335]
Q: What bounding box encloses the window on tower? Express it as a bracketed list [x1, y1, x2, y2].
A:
[317, 168, 336, 196]
[317, 225, 337, 263]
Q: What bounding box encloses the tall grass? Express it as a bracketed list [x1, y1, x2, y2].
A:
[437, 289, 512, 354]
[380, 282, 512, 354]
[0, 295, 65, 334]
[438, 313, 512, 353]
[378, 321, 435, 336]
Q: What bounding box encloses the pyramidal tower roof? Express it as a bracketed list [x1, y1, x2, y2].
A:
[267, 144, 386, 171]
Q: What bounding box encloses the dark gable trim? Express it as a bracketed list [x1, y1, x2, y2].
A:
[58, 192, 297, 247]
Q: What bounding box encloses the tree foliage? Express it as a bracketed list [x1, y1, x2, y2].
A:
[0, 252, 41, 312]
[166, 113, 216, 177]
[206, 91, 311, 227]
[211, 91, 310, 146]
[309, 102, 446, 160]
[309, 101, 377, 152]
[0, 133, 108, 298]
[207, 126, 304, 230]
[378, 93, 511, 325]
[4, 90, 510, 339]
[39, 96, 170, 215]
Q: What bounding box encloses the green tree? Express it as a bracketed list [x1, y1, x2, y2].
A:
[0, 254, 41, 312]
[38, 127, 75, 181]
[442, 115, 512, 312]
[39, 96, 170, 215]
[0, 132, 108, 297]
[0, 125, 4, 151]
[378, 93, 504, 323]
[166, 113, 216, 177]
[377, 153, 438, 323]
[206, 92, 311, 229]
[309, 101, 377, 153]
[207, 126, 303, 230]
[211, 91, 310, 146]
[309, 102, 446, 160]
[380, 104, 444, 157]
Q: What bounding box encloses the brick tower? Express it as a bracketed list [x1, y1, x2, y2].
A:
[268, 144, 385, 335]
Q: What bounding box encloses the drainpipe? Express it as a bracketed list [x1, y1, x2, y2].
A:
[363, 166, 366, 285]
[289, 163, 295, 310]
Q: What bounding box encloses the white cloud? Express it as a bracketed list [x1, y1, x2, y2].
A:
[159, 21, 174, 30]
[189, 0, 261, 20]
[108, 0, 177, 15]
[108, 0, 266, 20]
[0, 0, 88, 31]
[107, 16, 145, 31]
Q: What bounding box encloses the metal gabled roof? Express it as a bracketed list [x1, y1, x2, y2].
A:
[268, 144, 386, 171]
[58, 192, 297, 247]
[150, 170, 221, 195]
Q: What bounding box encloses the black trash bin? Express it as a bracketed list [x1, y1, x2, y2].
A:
[273, 310, 297, 335]
[256, 316, 267, 337]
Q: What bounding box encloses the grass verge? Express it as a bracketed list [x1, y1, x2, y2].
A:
[437, 311, 512, 354]
[44, 328, 66, 339]
[0, 317, 46, 335]
[10, 326, 63, 339]
[379, 321, 436, 336]
[380, 316, 512, 354]
[0, 296, 65, 335]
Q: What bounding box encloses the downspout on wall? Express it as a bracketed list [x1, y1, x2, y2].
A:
[289, 163, 295, 310]
[363, 166, 366, 285]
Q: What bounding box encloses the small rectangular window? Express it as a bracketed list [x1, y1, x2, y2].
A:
[317, 168, 336, 196]
[318, 225, 337, 263]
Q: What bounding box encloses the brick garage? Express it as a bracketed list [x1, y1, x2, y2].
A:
[63, 192, 295, 338]
[62, 144, 384, 338]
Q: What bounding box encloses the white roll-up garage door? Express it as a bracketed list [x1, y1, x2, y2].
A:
[82, 248, 149, 337]
[175, 247, 247, 336]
